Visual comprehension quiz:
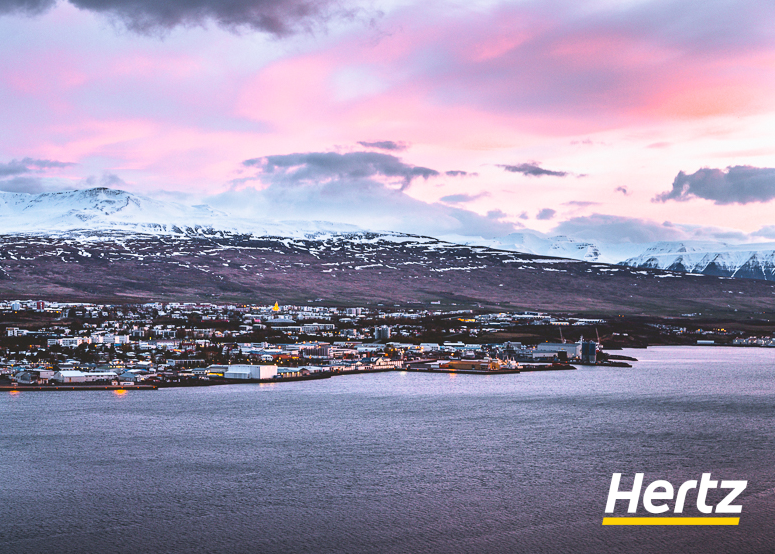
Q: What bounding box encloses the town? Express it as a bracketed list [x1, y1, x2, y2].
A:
[1, 298, 772, 388]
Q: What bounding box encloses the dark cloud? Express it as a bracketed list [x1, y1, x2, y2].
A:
[0, 0, 54, 15]
[752, 226, 775, 240]
[518, 211, 529, 220]
[0, 176, 46, 193]
[553, 214, 683, 243]
[445, 170, 477, 177]
[563, 200, 600, 207]
[497, 163, 569, 177]
[440, 192, 488, 204]
[615, 186, 630, 195]
[357, 140, 408, 152]
[1, 0, 349, 36]
[486, 209, 508, 220]
[244, 151, 439, 190]
[81, 172, 130, 189]
[654, 165, 775, 205]
[0, 157, 73, 177]
[536, 208, 556, 220]
[0, 157, 75, 194]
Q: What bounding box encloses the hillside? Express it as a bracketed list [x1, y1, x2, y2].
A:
[2, 188, 775, 316]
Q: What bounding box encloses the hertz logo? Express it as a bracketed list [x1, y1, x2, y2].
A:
[603, 473, 746, 526]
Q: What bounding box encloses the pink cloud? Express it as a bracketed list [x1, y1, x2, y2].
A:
[3, 0, 775, 225]
[229, 0, 775, 150]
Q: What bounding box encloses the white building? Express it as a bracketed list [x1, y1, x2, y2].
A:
[220, 364, 278, 380]
[48, 337, 91, 347]
[84, 371, 118, 382]
[534, 342, 582, 359]
[52, 370, 88, 383]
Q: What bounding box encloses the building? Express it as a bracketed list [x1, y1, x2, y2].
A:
[15, 369, 56, 384]
[534, 342, 583, 361]
[48, 337, 91, 347]
[220, 364, 278, 380]
[277, 367, 311, 377]
[52, 370, 88, 383]
[374, 325, 391, 340]
[83, 371, 118, 382]
[581, 341, 597, 364]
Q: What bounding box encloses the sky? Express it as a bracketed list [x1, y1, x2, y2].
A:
[2, 0, 775, 243]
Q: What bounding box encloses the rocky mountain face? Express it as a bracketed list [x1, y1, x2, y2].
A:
[451, 234, 775, 283]
[619, 242, 775, 281]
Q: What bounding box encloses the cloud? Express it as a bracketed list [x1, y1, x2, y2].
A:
[536, 208, 556, 220]
[440, 192, 488, 204]
[0, 157, 74, 177]
[552, 216, 756, 245]
[0, 157, 76, 193]
[0, 176, 46, 193]
[563, 200, 600, 207]
[518, 212, 529, 220]
[0, 0, 54, 15]
[553, 214, 684, 243]
[81, 172, 131, 189]
[653, 166, 775, 205]
[445, 170, 476, 177]
[357, 140, 408, 151]
[497, 163, 569, 178]
[1, 0, 350, 36]
[615, 186, 630, 195]
[752, 226, 775, 240]
[244, 151, 439, 190]
[208, 151, 517, 238]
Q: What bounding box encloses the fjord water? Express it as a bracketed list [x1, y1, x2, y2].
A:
[2, 347, 774, 554]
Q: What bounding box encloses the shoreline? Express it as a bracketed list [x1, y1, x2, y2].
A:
[1, 364, 583, 391]
[1, 384, 158, 391]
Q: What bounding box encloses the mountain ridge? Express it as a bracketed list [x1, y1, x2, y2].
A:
[2, 188, 775, 314]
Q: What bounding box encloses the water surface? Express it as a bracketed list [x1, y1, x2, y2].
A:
[1, 346, 774, 553]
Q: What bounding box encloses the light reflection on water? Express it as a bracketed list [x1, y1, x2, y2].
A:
[1, 346, 774, 554]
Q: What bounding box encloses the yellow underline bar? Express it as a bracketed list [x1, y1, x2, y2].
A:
[603, 517, 739, 526]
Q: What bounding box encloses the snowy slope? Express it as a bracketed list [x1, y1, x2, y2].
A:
[620, 241, 775, 280]
[0, 188, 363, 239]
[4, 187, 775, 281]
[443, 233, 775, 282]
[440, 231, 644, 264]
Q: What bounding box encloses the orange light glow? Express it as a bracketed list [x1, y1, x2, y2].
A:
[113, 389, 128, 395]
[9, 390, 20, 395]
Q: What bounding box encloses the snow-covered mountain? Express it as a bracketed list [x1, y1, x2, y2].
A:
[4, 187, 775, 282]
[619, 241, 775, 280]
[0, 187, 362, 238]
[440, 232, 647, 264]
[3, 187, 775, 312]
[444, 233, 775, 282]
